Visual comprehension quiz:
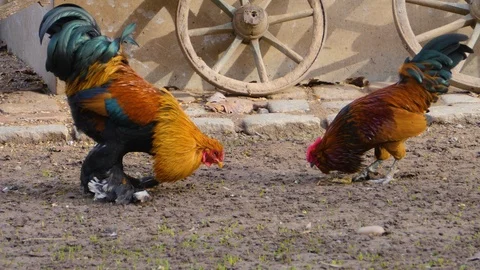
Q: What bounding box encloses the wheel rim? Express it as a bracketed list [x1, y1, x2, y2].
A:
[393, 0, 480, 93]
[176, 0, 326, 96]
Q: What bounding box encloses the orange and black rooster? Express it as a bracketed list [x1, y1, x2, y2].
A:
[39, 4, 224, 203]
[307, 34, 472, 184]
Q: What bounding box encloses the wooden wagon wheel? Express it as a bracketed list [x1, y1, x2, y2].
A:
[393, 0, 480, 93]
[176, 0, 326, 96]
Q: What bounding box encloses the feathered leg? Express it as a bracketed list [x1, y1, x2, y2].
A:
[80, 143, 120, 191]
[80, 143, 151, 203]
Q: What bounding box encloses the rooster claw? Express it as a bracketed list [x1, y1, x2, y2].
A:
[352, 171, 370, 182]
[368, 176, 394, 185]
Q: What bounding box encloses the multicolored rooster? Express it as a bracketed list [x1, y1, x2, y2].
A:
[307, 34, 472, 184]
[39, 4, 224, 203]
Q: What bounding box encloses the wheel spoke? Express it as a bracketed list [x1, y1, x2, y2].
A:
[213, 35, 245, 73]
[416, 14, 475, 43]
[263, 31, 303, 63]
[211, 0, 236, 18]
[250, 39, 269, 82]
[407, 0, 470, 15]
[240, 0, 250, 6]
[189, 22, 234, 37]
[258, 0, 272, 9]
[454, 22, 480, 72]
[269, 9, 314, 25]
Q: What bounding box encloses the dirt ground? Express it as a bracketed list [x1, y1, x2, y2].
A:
[0, 124, 479, 269]
[1, 44, 480, 270]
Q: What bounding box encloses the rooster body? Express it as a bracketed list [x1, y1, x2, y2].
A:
[307, 34, 472, 184]
[40, 4, 224, 203]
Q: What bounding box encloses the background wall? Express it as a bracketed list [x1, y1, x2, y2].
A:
[0, 1, 55, 92]
[1, 0, 476, 94]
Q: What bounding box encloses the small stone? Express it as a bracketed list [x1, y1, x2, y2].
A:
[14, 166, 21, 171]
[357, 225, 385, 236]
[257, 108, 269, 114]
[324, 113, 338, 128]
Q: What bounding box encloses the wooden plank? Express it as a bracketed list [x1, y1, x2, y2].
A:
[0, 0, 50, 21]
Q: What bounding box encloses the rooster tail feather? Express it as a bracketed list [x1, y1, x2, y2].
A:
[399, 33, 473, 93]
[39, 4, 138, 82]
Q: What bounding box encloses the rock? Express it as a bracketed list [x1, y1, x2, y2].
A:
[344, 76, 369, 88]
[427, 103, 480, 123]
[267, 100, 310, 113]
[0, 125, 69, 143]
[0, 92, 60, 114]
[192, 118, 236, 138]
[242, 113, 321, 139]
[357, 225, 385, 236]
[257, 108, 269, 114]
[313, 84, 366, 101]
[184, 105, 208, 117]
[440, 94, 480, 105]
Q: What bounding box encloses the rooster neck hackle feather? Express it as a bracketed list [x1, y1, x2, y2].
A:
[152, 91, 223, 182]
[66, 55, 125, 96]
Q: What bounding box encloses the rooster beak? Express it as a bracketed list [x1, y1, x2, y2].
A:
[217, 162, 223, 168]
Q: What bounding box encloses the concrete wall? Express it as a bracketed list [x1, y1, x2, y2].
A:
[1, 0, 476, 94]
[0, 1, 56, 92]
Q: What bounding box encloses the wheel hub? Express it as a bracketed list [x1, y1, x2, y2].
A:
[232, 4, 269, 40]
[470, 0, 480, 21]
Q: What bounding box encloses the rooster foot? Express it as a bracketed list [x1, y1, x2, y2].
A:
[367, 160, 398, 185]
[352, 170, 371, 182]
[87, 166, 151, 204]
[367, 176, 394, 185]
[352, 160, 383, 182]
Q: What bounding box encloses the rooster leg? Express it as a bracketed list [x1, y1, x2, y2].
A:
[368, 159, 398, 185]
[80, 143, 121, 192]
[80, 143, 151, 203]
[352, 160, 383, 182]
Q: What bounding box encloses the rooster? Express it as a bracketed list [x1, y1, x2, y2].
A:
[39, 4, 224, 203]
[307, 34, 472, 184]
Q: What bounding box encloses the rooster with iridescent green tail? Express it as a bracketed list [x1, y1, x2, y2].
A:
[39, 4, 224, 204]
[307, 33, 472, 184]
